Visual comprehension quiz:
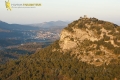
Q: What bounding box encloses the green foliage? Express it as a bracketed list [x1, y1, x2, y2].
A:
[103, 42, 114, 50]
[0, 40, 120, 80]
[91, 18, 98, 22]
[94, 39, 115, 50]
[95, 51, 102, 55]
[64, 26, 74, 32]
[97, 30, 101, 35]
[117, 27, 120, 32]
[95, 26, 102, 31]
[103, 22, 114, 30]
[90, 26, 95, 29]
[0, 42, 50, 64]
[82, 39, 92, 46]
[114, 39, 120, 46]
[94, 39, 104, 46]
[114, 47, 120, 54]
[113, 33, 119, 37]
[103, 35, 110, 41]
[78, 23, 85, 28]
[70, 38, 74, 41]
[50, 40, 60, 49]
[90, 25, 102, 32]
[97, 20, 104, 24]
[116, 35, 120, 40]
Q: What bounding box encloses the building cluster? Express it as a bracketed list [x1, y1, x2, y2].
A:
[35, 31, 60, 40]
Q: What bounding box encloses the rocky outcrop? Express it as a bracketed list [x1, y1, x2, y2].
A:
[58, 16, 120, 66]
[59, 28, 98, 50]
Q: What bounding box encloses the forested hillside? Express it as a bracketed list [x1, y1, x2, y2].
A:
[0, 16, 120, 80]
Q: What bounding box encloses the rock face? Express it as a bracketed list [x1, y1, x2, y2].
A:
[60, 28, 98, 50]
[58, 16, 120, 66]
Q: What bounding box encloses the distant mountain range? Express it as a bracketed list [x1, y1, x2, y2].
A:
[0, 20, 70, 31]
[0, 21, 39, 31]
[28, 21, 71, 28]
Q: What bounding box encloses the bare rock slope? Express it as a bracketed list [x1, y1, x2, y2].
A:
[58, 16, 120, 66]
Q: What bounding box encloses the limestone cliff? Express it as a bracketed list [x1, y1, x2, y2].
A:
[58, 16, 120, 66]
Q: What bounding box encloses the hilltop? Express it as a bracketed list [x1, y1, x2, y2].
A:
[58, 15, 120, 66]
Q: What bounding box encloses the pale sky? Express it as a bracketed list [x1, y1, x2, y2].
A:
[0, 0, 120, 25]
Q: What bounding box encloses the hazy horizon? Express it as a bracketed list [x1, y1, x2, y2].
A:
[0, 0, 120, 25]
